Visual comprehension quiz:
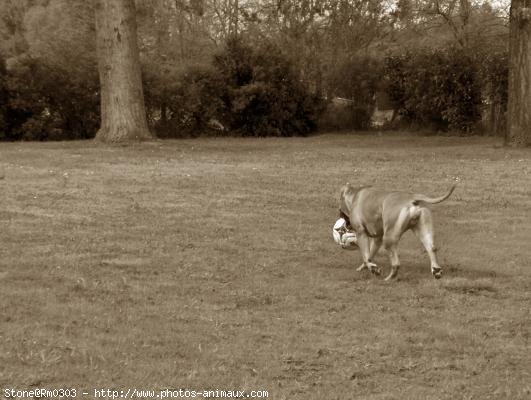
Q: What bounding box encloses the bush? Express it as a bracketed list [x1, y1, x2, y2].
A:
[478, 51, 508, 134]
[213, 37, 325, 136]
[324, 56, 383, 130]
[144, 64, 226, 137]
[2, 57, 99, 141]
[150, 37, 325, 138]
[385, 48, 483, 133]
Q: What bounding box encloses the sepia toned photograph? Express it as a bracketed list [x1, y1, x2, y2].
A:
[0, 0, 529, 399]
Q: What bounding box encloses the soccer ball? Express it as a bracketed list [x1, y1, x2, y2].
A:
[332, 218, 358, 250]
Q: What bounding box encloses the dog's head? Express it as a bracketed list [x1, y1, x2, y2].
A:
[339, 183, 368, 221]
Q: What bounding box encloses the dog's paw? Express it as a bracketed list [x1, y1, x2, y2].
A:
[432, 267, 442, 279]
[367, 262, 380, 276]
[356, 263, 368, 272]
[384, 272, 397, 281]
[384, 266, 399, 281]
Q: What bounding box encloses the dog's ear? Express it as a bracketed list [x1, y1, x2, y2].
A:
[341, 183, 365, 199]
[339, 184, 355, 223]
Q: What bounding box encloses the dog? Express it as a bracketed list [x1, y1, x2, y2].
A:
[339, 183, 456, 280]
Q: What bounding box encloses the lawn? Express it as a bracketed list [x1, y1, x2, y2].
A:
[0, 133, 530, 399]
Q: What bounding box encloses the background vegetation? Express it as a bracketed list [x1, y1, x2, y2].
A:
[0, 0, 510, 140]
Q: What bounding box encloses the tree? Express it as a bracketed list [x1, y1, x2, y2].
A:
[390, 0, 508, 52]
[0, 58, 8, 137]
[507, 0, 531, 146]
[94, 0, 152, 142]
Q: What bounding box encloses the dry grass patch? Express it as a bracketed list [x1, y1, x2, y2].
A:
[440, 277, 497, 295]
[1, 133, 530, 399]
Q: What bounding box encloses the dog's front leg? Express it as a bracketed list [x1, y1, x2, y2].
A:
[356, 233, 380, 275]
[369, 237, 382, 259]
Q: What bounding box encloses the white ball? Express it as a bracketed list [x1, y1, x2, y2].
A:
[332, 218, 358, 250]
[332, 218, 346, 244]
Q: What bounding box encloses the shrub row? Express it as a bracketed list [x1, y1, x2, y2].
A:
[0, 43, 508, 140]
[384, 47, 507, 133]
[0, 58, 99, 141]
[384, 48, 479, 132]
[319, 47, 507, 134]
[147, 38, 325, 137]
[320, 56, 383, 130]
[1, 37, 324, 141]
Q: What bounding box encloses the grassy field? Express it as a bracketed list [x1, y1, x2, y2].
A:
[1, 133, 530, 399]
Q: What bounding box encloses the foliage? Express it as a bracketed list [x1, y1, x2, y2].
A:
[0, 0, 99, 141]
[385, 47, 483, 132]
[319, 102, 373, 132]
[483, 51, 508, 106]
[144, 63, 226, 136]
[21, 0, 96, 76]
[478, 50, 508, 134]
[388, 0, 508, 53]
[0, 0, 510, 139]
[2, 57, 99, 141]
[213, 37, 325, 136]
[324, 56, 383, 130]
[149, 37, 325, 137]
[0, 59, 7, 137]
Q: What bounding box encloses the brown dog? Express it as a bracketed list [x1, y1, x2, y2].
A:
[339, 183, 456, 280]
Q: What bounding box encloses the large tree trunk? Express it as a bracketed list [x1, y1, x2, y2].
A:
[94, 0, 152, 142]
[507, 0, 531, 147]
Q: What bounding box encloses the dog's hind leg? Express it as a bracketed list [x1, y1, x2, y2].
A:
[382, 207, 410, 280]
[384, 243, 400, 281]
[412, 208, 442, 279]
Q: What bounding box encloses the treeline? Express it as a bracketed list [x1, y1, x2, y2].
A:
[0, 43, 508, 140]
[0, 0, 509, 140]
[385, 47, 507, 133]
[0, 38, 324, 140]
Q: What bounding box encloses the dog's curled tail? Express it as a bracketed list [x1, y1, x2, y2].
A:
[413, 184, 456, 205]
